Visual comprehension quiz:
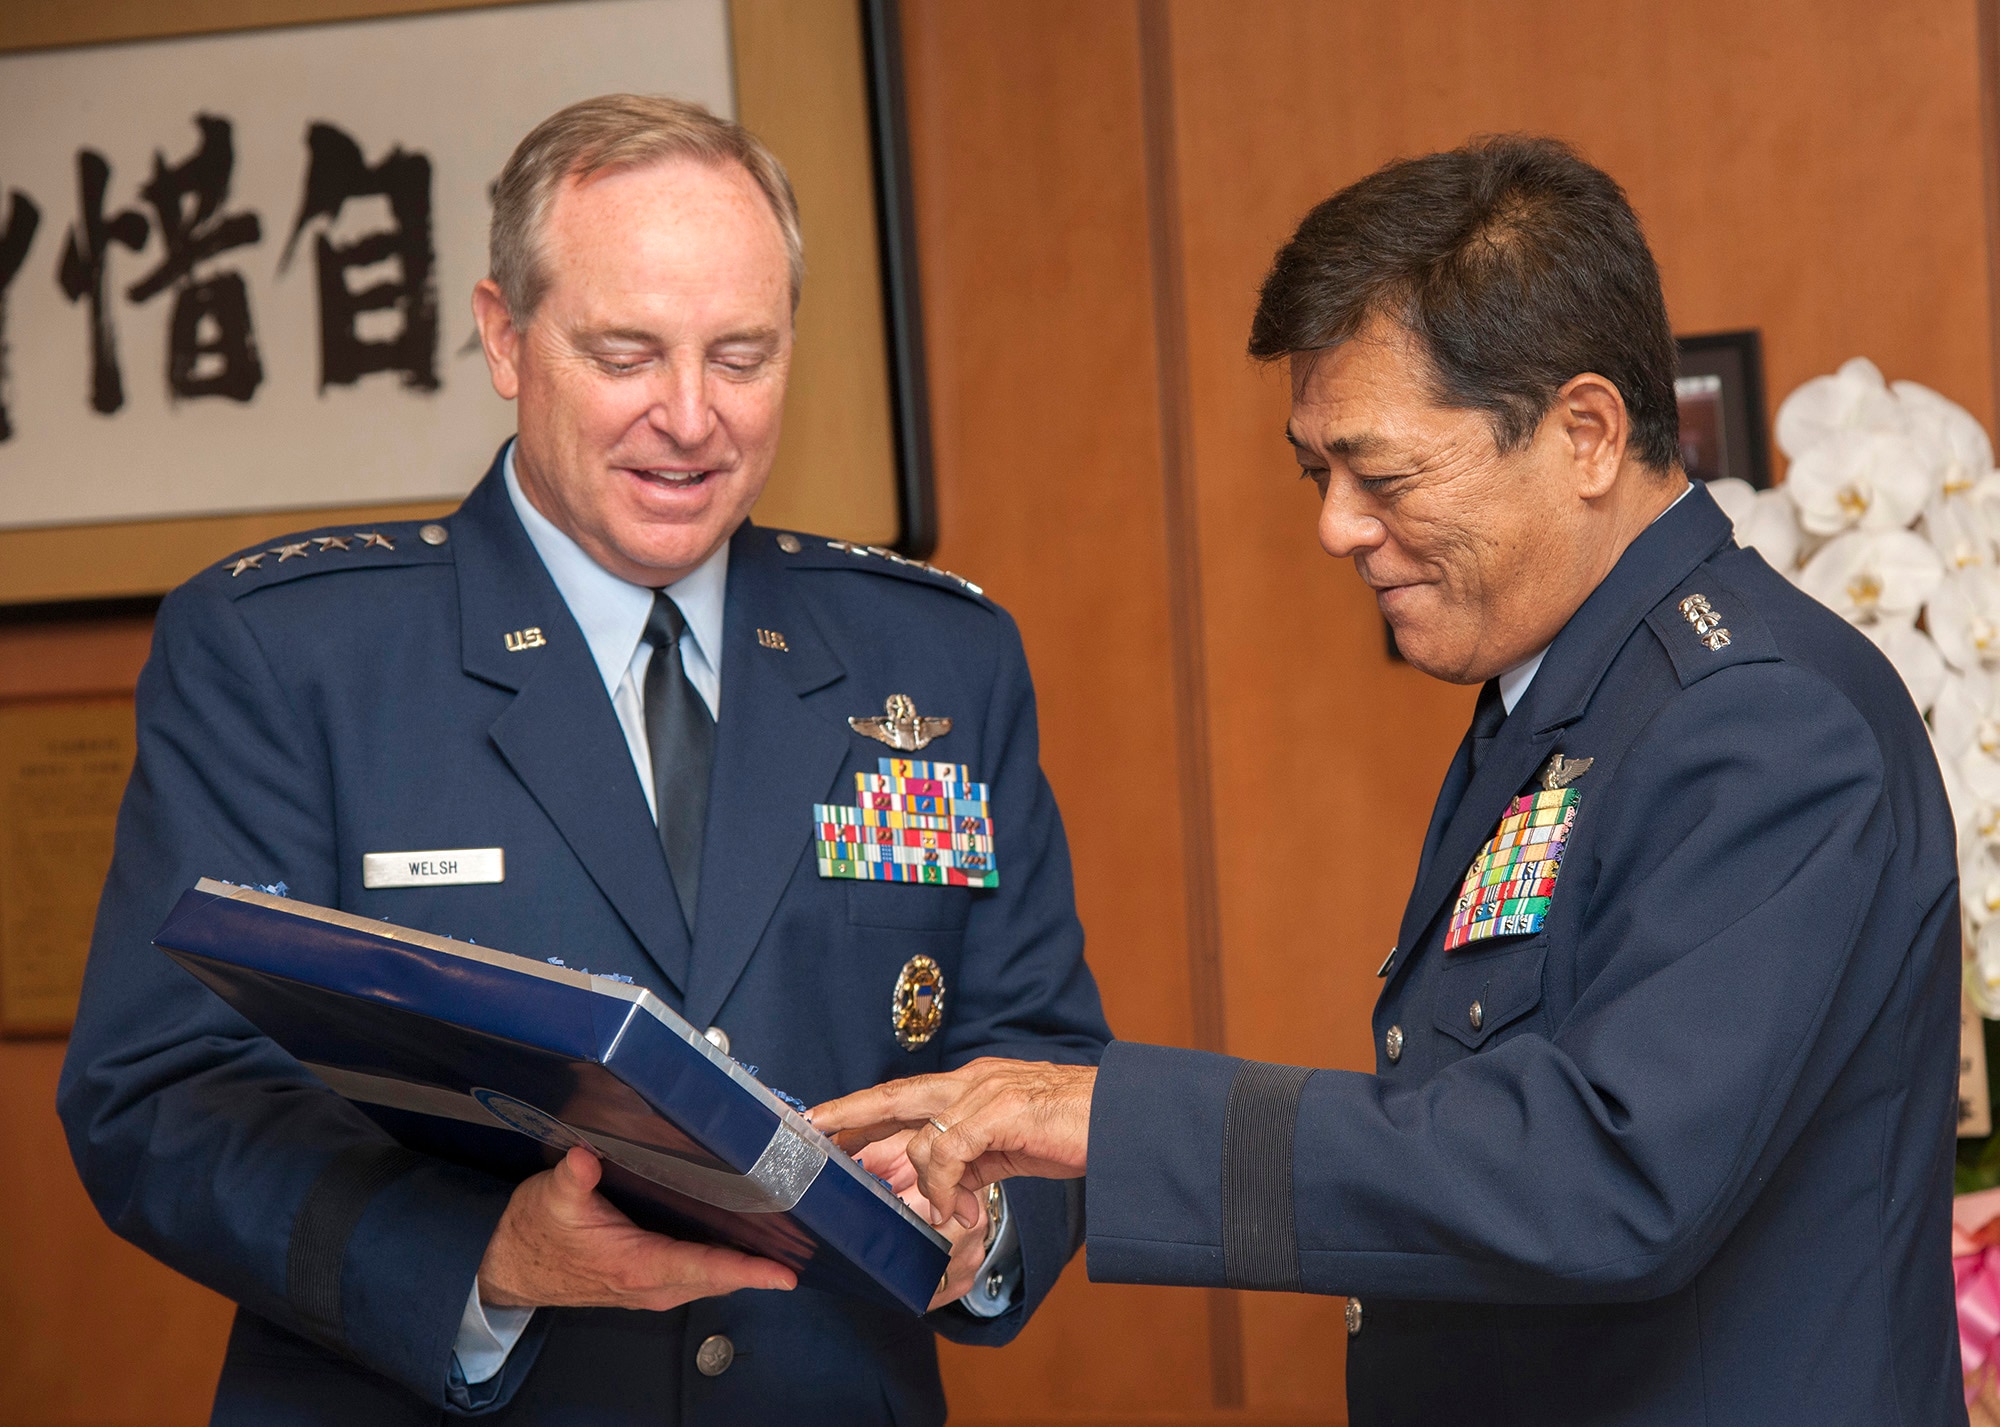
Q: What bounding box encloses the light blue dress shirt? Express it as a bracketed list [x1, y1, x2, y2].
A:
[454, 446, 1017, 1386]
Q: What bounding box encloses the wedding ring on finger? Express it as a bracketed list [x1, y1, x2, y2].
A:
[927, 1116, 951, 1137]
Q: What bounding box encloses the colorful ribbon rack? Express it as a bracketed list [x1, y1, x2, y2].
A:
[814, 758, 999, 887]
[1443, 786, 1579, 952]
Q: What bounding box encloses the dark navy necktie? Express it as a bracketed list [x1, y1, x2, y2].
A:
[643, 592, 714, 931]
[1468, 678, 1506, 773]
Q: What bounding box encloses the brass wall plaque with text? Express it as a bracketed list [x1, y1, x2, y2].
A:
[0, 698, 133, 1036]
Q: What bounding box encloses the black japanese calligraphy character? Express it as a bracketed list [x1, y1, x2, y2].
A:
[0, 189, 41, 442]
[282, 122, 438, 393]
[57, 152, 149, 414]
[58, 115, 266, 413]
[126, 114, 264, 403]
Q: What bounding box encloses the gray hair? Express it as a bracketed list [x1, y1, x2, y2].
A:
[489, 93, 803, 325]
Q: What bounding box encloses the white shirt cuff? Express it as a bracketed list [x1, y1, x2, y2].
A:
[453, 1280, 536, 1385]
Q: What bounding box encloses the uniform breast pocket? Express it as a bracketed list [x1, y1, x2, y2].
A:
[1431, 939, 1549, 1065]
[847, 882, 973, 933]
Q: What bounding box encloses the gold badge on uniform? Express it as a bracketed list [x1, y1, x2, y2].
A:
[850, 694, 952, 752]
[892, 954, 946, 1050]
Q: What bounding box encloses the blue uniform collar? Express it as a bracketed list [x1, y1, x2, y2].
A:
[1392, 480, 1736, 963]
[1509, 480, 1732, 735]
[447, 450, 850, 1004]
[501, 441, 727, 702]
[1496, 482, 1695, 716]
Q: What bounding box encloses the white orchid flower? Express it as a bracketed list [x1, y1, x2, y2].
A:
[1969, 832, 2000, 929]
[1863, 621, 1945, 714]
[1784, 430, 1938, 535]
[1926, 568, 2000, 672]
[1934, 668, 1994, 761]
[1894, 380, 1993, 497]
[1977, 908, 2000, 1004]
[1774, 356, 1903, 459]
[1936, 732, 1979, 845]
[1705, 477, 1757, 528]
[1705, 477, 1805, 574]
[1976, 915, 2000, 1007]
[1796, 529, 1943, 626]
[1744, 488, 1804, 574]
[1920, 490, 1997, 572]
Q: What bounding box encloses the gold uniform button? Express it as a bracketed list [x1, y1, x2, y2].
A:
[703, 1025, 731, 1056]
[1469, 1000, 1484, 1031]
[419, 523, 448, 546]
[1345, 1298, 1363, 1337]
[1385, 1025, 1404, 1063]
[695, 1334, 735, 1376]
[775, 532, 802, 554]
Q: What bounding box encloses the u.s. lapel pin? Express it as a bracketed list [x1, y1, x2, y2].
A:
[1540, 753, 1593, 791]
[850, 694, 952, 752]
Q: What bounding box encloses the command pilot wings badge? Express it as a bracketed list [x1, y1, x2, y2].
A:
[849, 694, 952, 752]
[1540, 753, 1593, 790]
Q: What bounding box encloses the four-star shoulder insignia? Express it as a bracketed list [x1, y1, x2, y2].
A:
[823, 539, 984, 596]
[219, 527, 425, 581]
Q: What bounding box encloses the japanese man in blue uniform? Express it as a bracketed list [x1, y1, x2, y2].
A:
[817, 137, 1966, 1425]
[59, 95, 1109, 1425]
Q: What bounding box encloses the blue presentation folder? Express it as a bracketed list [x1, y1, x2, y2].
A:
[154, 878, 951, 1316]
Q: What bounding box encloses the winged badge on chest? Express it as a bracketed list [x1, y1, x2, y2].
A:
[849, 694, 952, 752]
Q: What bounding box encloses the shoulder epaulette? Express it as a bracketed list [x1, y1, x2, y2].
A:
[203, 518, 455, 599]
[771, 531, 990, 604]
[1644, 578, 1779, 688]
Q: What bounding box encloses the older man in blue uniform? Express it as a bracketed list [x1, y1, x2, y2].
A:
[816, 137, 1965, 1424]
[58, 95, 1109, 1424]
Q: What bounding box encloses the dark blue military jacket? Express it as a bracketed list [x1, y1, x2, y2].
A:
[1086, 484, 1964, 1425]
[58, 455, 1110, 1426]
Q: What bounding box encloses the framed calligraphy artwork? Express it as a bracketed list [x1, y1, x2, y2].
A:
[0, 0, 931, 604]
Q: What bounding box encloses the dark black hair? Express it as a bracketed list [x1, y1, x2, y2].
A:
[1249, 135, 1681, 474]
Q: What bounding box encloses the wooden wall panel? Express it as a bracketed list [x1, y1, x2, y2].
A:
[897, 2, 1222, 1418]
[0, 614, 231, 1427]
[0, 1042, 233, 1427]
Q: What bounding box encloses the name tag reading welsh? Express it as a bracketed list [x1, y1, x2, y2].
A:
[361, 848, 505, 888]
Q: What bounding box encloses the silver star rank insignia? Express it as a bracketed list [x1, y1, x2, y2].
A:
[272, 542, 312, 562]
[849, 694, 952, 752]
[356, 531, 395, 550]
[227, 553, 266, 576]
[313, 534, 351, 551]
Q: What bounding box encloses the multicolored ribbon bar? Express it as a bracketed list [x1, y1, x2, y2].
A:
[814, 804, 994, 836]
[856, 772, 991, 803]
[882, 758, 971, 785]
[1443, 786, 1579, 951]
[817, 855, 999, 888]
[814, 759, 1000, 886]
[815, 841, 997, 873]
[854, 791, 989, 817]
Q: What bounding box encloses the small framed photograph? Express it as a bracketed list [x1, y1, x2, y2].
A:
[1675, 330, 1771, 489]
